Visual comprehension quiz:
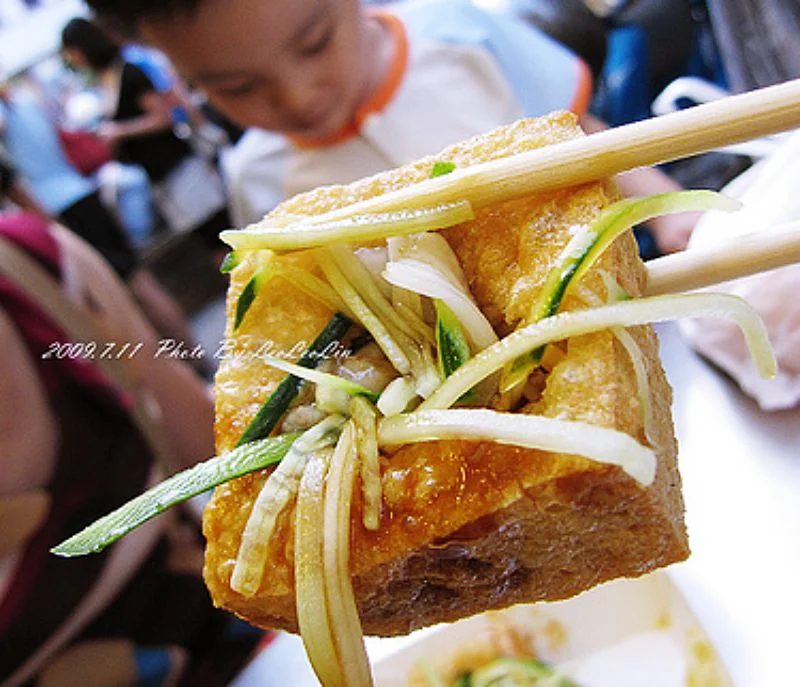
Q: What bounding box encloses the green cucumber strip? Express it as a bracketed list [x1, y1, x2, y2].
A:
[435, 299, 475, 403]
[51, 433, 300, 557]
[502, 190, 738, 391]
[435, 299, 470, 378]
[235, 313, 352, 446]
[470, 657, 575, 687]
[569, 190, 738, 290]
[219, 251, 240, 274]
[430, 161, 456, 178]
[416, 659, 448, 687]
[234, 267, 271, 331]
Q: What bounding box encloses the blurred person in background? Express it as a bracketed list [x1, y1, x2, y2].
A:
[0, 154, 50, 218]
[61, 17, 232, 263]
[0, 209, 263, 686]
[85, 0, 698, 254]
[55, 83, 158, 252]
[0, 80, 205, 364]
[121, 41, 234, 158]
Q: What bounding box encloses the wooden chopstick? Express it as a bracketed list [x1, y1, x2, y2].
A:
[248, 80, 800, 298]
[286, 78, 800, 224]
[645, 221, 800, 296]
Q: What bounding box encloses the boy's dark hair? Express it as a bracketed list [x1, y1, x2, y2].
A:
[84, 0, 204, 35]
[61, 17, 121, 70]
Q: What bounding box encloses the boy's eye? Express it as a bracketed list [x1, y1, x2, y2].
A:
[299, 24, 334, 57]
[216, 80, 256, 97]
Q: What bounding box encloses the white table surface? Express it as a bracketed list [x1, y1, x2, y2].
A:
[657, 322, 800, 686]
[232, 323, 800, 686]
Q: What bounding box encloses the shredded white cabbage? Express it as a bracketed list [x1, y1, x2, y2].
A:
[613, 326, 656, 445]
[231, 416, 344, 596]
[319, 252, 412, 374]
[322, 423, 373, 685]
[330, 244, 431, 346]
[351, 397, 382, 530]
[315, 384, 353, 415]
[391, 284, 425, 321]
[377, 376, 419, 417]
[258, 353, 377, 401]
[383, 258, 498, 351]
[295, 448, 342, 685]
[387, 232, 469, 291]
[379, 409, 656, 485]
[597, 268, 631, 302]
[355, 246, 391, 298]
[271, 263, 355, 318]
[406, 342, 443, 399]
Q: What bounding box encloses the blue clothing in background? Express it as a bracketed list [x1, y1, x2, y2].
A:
[121, 45, 174, 93]
[122, 45, 191, 127]
[593, 26, 652, 127]
[0, 94, 95, 214]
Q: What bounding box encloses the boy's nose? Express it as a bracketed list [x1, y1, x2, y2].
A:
[277, 80, 324, 128]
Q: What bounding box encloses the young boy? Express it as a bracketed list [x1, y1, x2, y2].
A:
[86, 0, 695, 252]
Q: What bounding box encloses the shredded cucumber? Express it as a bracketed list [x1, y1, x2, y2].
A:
[383, 259, 497, 351]
[219, 250, 241, 274]
[221, 201, 475, 252]
[502, 190, 740, 391]
[51, 433, 300, 557]
[422, 293, 776, 413]
[234, 266, 270, 331]
[469, 657, 577, 687]
[436, 299, 471, 379]
[236, 313, 352, 446]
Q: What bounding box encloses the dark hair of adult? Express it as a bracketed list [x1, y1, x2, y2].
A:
[61, 17, 122, 71]
[83, 0, 202, 36]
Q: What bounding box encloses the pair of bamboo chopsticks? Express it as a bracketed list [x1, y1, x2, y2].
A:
[280, 78, 800, 295]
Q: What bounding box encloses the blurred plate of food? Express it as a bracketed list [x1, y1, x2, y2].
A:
[367, 571, 730, 686]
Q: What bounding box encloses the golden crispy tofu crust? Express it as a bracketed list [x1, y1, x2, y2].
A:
[205, 113, 688, 636]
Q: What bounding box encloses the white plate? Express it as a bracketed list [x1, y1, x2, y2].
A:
[368, 571, 730, 687]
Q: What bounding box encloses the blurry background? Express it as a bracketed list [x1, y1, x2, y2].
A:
[2, 3, 798, 685]
[3, 0, 799, 318]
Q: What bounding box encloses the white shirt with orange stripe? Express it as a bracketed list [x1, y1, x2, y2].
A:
[223, 0, 592, 227]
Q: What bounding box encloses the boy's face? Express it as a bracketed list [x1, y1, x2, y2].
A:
[139, 0, 377, 140]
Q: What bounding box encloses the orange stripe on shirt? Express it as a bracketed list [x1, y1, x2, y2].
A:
[353, 12, 409, 131]
[570, 58, 594, 117]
